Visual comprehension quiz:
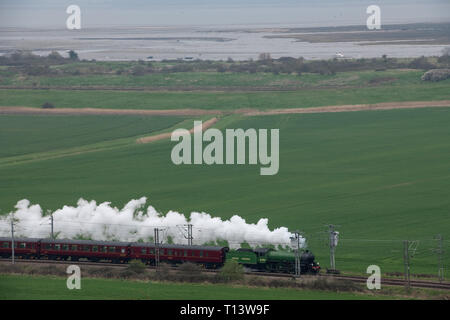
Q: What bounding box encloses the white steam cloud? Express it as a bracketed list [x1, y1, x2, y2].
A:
[0, 198, 304, 249]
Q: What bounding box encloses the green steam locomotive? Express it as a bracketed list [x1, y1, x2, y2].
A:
[226, 248, 321, 274]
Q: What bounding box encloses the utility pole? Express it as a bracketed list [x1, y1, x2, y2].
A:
[326, 224, 339, 273]
[188, 224, 193, 246]
[154, 228, 163, 271]
[177, 224, 194, 246]
[403, 240, 419, 289]
[403, 240, 410, 289]
[10, 215, 15, 265]
[183, 224, 193, 246]
[50, 213, 54, 239]
[434, 234, 444, 283]
[292, 230, 302, 278]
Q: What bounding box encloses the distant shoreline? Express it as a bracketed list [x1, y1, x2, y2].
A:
[0, 22, 449, 61]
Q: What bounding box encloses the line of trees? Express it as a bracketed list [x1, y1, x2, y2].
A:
[0, 50, 79, 68]
[1, 49, 450, 77]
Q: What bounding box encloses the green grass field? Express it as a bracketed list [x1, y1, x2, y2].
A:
[0, 274, 393, 300]
[0, 108, 449, 277]
[0, 69, 431, 89]
[0, 114, 187, 158]
[1, 82, 450, 111]
[1, 69, 450, 111]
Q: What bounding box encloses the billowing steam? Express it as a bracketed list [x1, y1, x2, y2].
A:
[0, 198, 304, 249]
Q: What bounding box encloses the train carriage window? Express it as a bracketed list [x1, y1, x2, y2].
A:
[108, 246, 116, 253]
[71, 245, 77, 251]
[168, 249, 172, 256]
[92, 246, 98, 252]
[149, 248, 154, 254]
[82, 246, 89, 251]
[101, 246, 107, 252]
[62, 244, 69, 251]
[19, 243, 26, 249]
[199, 251, 203, 257]
[205, 252, 208, 257]
[141, 248, 147, 254]
[54, 244, 61, 250]
[184, 250, 187, 257]
[121, 248, 125, 254]
[14, 242, 18, 248]
[2, 242, 9, 248]
[45, 244, 52, 249]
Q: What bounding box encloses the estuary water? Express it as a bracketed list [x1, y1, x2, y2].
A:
[0, 24, 448, 61]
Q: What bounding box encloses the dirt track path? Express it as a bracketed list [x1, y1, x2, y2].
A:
[136, 117, 218, 144]
[1, 100, 450, 117]
[0, 106, 221, 116]
[242, 100, 450, 115]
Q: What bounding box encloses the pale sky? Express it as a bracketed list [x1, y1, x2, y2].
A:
[1, 0, 449, 28]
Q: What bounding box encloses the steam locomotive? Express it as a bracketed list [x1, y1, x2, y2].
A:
[0, 237, 320, 274]
[227, 248, 321, 274]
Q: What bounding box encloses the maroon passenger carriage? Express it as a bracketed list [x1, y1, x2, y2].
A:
[0, 237, 40, 259]
[130, 243, 228, 268]
[39, 239, 131, 263]
[0, 237, 229, 268]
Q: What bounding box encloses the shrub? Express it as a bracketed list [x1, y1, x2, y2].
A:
[421, 69, 450, 82]
[41, 102, 55, 109]
[177, 262, 207, 283]
[68, 50, 79, 61]
[151, 264, 171, 281]
[219, 260, 244, 282]
[48, 51, 64, 61]
[258, 53, 272, 61]
[126, 259, 146, 274]
[409, 56, 435, 70]
[26, 65, 52, 76]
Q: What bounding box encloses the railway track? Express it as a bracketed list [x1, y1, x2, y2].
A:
[322, 274, 450, 290]
[1, 258, 449, 290]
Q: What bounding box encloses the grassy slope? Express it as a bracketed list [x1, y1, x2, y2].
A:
[0, 114, 187, 158]
[0, 274, 391, 300]
[0, 108, 449, 276]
